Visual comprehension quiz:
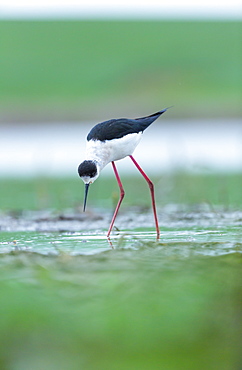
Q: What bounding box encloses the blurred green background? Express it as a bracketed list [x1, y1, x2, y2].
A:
[0, 19, 241, 122]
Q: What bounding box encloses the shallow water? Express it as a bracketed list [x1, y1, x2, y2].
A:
[1, 228, 241, 257]
[1, 205, 241, 257]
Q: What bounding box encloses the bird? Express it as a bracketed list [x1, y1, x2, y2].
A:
[77, 108, 169, 239]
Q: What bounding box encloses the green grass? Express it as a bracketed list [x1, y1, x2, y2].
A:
[0, 20, 241, 120]
[0, 250, 241, 369]
[1, 173, 242, 211]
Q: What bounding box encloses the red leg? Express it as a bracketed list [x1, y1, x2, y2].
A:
[107, 161, 125, 237]
[129, 155, 160, 240]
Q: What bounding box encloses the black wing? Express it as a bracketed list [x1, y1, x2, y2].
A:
[87, 118, 143, 141]
[87, 108, 168, 142]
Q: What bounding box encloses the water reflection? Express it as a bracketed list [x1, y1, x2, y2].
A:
[1, 226, 241, 257]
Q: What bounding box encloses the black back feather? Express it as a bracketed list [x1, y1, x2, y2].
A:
[87, 109, 167, 142]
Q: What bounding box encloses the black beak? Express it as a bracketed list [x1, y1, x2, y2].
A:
[83, 183, 90, 212]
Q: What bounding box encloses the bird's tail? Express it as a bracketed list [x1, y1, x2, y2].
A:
[134, 106, 172, 131]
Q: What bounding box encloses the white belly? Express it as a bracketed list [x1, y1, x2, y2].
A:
[85, 132, 142, 170]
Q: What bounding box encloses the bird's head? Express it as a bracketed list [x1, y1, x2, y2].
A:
[77, 160, 100, 211]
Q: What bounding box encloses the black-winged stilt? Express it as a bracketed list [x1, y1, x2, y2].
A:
[78, 108, 168, 239]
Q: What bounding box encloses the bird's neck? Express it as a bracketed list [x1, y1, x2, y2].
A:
[85, 140, 109, 171]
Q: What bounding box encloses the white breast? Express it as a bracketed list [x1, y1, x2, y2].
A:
[85, 132, 142, 170]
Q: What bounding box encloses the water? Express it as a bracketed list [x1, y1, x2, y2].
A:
[1, 206, 241, 256]
[1, 228, 240, 256]
[1, 119, 242, 177]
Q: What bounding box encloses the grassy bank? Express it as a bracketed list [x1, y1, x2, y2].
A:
[1, 173, 242, 211]
[0, 20, 241, 121]
[0, 250, 241, 369]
